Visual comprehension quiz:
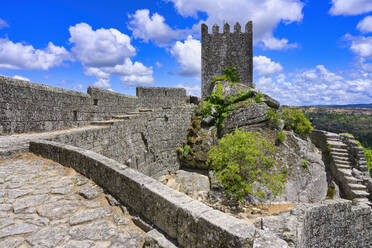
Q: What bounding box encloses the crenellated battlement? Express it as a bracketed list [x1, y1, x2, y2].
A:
[201, 21, 252, 35]
[201, 22, 253, 98]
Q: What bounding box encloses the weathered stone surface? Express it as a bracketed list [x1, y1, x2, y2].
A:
[69, 220, 116, 241]
[77, 183, 102, 200]
[144, 229, 177, 248]
[212, 81, 252, 99]
[108, 229, 144, 248]
[26, 224, 69, 248]
[0, 237, 24, 248]
[0, 223, 39, 238]
[69, 207, 112, 225]
[253, 229, 289, 248]
[222, 102, 270, 135]
[37, 200, 80, 220]
[62, 240, 94, 248]
[171, 170, 210, 199]
[13, 194, 48, 213]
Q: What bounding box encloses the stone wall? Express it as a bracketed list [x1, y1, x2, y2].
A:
[297, 200, 371, 247]
[201, 22, 253, 97]
[46, 106, 195, 178]
[29, 140, 273, 248]
[0, 76, 187, 134]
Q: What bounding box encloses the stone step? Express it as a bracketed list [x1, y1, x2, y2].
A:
[338, 168, 352, 176]
[327, 141, 347, 149]
[139, 109, 153, 112]
[344, 176, 362, 184]
[330, 152, 349, 158]
[348, 184, 367, 190]
[336, 164, 352, 170]
[330, 148, 348, 153]
[354, 198, 372, 207]
[332, 156, 350, 162]
[359, 166, 369, 172]
[333, 160, 351, 166]
[127, 112, 142, 115]
[325, 133, 340, 139]
[351, 190, 370, 198]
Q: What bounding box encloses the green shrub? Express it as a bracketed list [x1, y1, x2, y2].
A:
[363, 147, 372, 176]
[266, 109, 281, 127]
[211, 66, 240, 84]
[207, 129, 287, 201]
[254, 91, 264, 103]
[222, 66, 240, 83]
[183, 145, 191, 157]
[302, 159, 309, 168]
[281, 108, 313, 137]
[277, 131, 285, 144]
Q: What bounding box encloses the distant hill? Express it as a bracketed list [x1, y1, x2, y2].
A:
[303, 103, 372, 109]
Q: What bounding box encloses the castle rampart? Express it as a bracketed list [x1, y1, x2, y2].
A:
[0, 76, 187, 134]
[201, 22, 253, 98]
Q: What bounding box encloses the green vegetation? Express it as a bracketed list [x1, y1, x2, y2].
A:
[302, 159, 309, 168]
[277, 131, 286, 144]
[326, 182, 335, 199]
[207, 129, 288, 201]
[281, 108, 313, 137]
[198, 82, 257, 136]
[363, 147, 372, 176]
[254, 91, 264, 103]
[266, 109, 281, 127]
[211, 66, 240, 84]
[183, 145, 191, 157]
[303, 109, 372, 148]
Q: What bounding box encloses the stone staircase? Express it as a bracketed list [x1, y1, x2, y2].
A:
[91, 109, 153, 126]
[325, 132, 371, 206]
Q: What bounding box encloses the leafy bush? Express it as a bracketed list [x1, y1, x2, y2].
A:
[281, 108, 313, 137]
[211, 66, 240, 84]
[277, 131, 285, 144]
[183, 145, 191, 157]
[266, 109, 281, 127]
[363, 147, 372, 176]
[254, 91, 264, 103]
[207, 129, 287, 201]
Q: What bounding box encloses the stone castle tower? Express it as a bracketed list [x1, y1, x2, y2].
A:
[201, 22, 253, 98]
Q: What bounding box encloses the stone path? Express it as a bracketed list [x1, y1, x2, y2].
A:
[0, 126, 106, 159]
[0, 153, 145, 248]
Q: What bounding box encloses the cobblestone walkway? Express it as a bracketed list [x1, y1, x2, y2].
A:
[0, 153, 145, 248]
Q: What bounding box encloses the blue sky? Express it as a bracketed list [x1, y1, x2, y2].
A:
[1, 0, 372, 105]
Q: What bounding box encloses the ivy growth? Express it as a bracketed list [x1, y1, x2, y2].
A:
[207, 129, 288, 201]
[211, 66, 240, 84]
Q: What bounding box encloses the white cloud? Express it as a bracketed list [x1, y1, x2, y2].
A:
[168, 0, 304, 50]
[68, 23, 153, 89]
[128, 9, 186, 46]
[330, 0, 372, 16]
[357, 16, 372, 33]
[0, 38, 70, 70]
[170, 36, 201, 77]
[253, 56, 283, 76]
[0, 18, 8, 29]
[176, 83, 201, 96]
[256, 64, 372, 105]
[69, 23, 135, 67]
[13, 75, 30, 81]
[345, 34, 372, 58]
[155, 62, 162, 68]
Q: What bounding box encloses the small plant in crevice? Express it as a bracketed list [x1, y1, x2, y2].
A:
[212, 66, 240, 84]
[302, 159, 309, 168]
[207, 129, 288, 201]
[276, 131, 285, 144]
[325, 142, 332, 165]
[326, 181, 336, 199]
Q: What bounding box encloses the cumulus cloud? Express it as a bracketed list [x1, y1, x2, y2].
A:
[0, 18, 9, 29]
[176, 83, 201, 96]
[253, 56, 283, 76]
[357, 16, 372, 33]
[0, 38, 70, 70]
[256, 64, 372, 106]
[345, 34, 372, 58]
[68, 23, 153, 89]
[13, 75, 30, 81]
[170, 36, 201, 77]
[128, 9, 187, 46]
[330, 0, 372, 16]
[168, 0, 304, 50]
